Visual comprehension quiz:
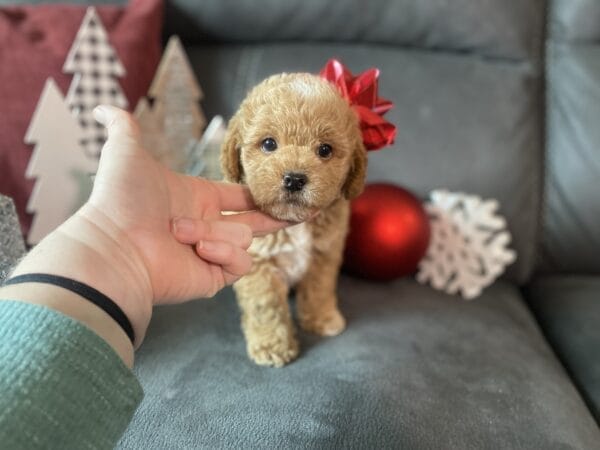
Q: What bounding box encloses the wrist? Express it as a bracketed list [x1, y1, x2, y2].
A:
[11, 205, 153, 347]
[0, 284, 134, 367]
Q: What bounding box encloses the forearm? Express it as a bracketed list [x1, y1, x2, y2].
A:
[0, 198, 155, 449]
[2, 204, 155, 364]
[0, 300, 143, 450]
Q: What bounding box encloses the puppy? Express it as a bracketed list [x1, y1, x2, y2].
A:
[221, 73, 367, 367]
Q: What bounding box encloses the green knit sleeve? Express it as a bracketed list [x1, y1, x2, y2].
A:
[0, 300, 143, 450]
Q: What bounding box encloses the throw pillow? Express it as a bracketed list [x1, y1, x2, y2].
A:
[0, 0, 163, 236]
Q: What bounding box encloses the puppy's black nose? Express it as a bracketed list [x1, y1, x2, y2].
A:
[283, 172, 308, 192]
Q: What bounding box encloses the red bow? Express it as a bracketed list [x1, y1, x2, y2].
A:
[320, 59, 396, 151]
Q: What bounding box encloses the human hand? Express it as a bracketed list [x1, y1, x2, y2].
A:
[11, 106, 291, 346]
[90, 105, 289, 300]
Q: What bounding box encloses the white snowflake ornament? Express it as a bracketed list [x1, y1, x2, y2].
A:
[416, 190, 516, 300]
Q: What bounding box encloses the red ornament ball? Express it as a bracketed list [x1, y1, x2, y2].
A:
[343, 183, 431, 281]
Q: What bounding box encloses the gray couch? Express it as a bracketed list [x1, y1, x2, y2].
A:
[5, 0, 600, 448]
[121, 1, 600, 448]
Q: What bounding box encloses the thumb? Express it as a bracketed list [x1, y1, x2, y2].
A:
[93, 105, 142, 155]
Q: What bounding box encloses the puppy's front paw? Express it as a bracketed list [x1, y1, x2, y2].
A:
[247, 333, 299, 368]
[299, 308, 346, 336]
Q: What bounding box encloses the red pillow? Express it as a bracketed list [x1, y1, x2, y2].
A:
[0, 0, 163, 236]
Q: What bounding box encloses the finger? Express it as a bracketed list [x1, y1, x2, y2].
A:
[221, 210, 293, 237]
[93, 105, 142, 153]
[170, 177, 256, 219]
[205, 265, 244, 297]
[196, 240, 253, 278]
[222, 269, 245, 286]
[207, 180, 257, 211]
[172, 218, 253, 249]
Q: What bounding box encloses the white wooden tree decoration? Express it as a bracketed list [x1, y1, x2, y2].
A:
[63, 7, 128, 157]
[24, 78, 98, 245]
[142, 35, 206, 172]
[186, 115, 226, 179]
[416, 190, 517, 300]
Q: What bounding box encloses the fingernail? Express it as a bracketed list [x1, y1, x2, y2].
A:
[93, 105, 108, 124]
[197, 240, 216, 251]
[172, 218, 195, 236]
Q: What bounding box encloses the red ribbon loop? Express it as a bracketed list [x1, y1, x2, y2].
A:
[319, 59, 396, 151]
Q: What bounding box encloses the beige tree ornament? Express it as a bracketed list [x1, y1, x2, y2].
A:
[137, 35, 206, 172]
[24, 79, 98, 245]
[416, 190, 517, 299]
[134, 97, 170, 165]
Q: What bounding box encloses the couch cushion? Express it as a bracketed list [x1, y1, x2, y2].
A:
[541, 42, 600, 274]
[188, 43, 542, 283]
[551, 0, 600, 43]
[118, 278, 599, 449]
[541, 0, 600, 274]
[164, 0, 544, 60]
[527, 276, 600, 422]
[25, 1, 544, 60]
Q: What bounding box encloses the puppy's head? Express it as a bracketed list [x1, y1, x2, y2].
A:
[221, 73, 367, 222]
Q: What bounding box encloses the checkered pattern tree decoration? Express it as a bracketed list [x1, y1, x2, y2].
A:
[135, 36, 206, 173]
[63, 7, 128, 157]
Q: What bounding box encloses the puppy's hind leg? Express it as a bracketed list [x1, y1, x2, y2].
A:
[233, 263, 299, 367]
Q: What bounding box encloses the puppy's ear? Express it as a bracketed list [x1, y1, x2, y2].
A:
[220, 114, 243, 183]
[342, 136, 368, 200]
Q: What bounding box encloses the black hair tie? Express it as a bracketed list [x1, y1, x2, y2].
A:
[3, 273, 134, 344]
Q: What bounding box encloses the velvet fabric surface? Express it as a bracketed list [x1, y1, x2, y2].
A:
[118, 278, 600, 449]
[163, 0, 544, 60]
[527, 276, 600, 422]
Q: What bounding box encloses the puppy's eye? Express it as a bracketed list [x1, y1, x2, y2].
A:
[261, 138, 278, 152]
[317, 143, 333, 159]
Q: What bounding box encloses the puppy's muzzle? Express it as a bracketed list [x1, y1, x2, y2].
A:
[283, 172, 308, 192]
